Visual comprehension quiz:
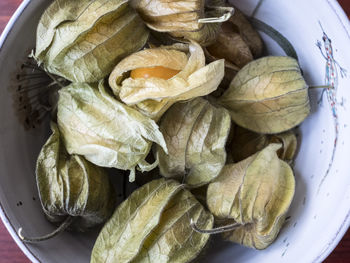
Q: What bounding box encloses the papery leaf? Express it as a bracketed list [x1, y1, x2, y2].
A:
[185, 105, 231, 187]
[57, 81, 167, 177]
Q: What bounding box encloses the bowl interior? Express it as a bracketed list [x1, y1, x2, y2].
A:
[1, 0, 350, 262]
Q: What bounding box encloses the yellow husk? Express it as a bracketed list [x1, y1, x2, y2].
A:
[109, 41, 224, 120]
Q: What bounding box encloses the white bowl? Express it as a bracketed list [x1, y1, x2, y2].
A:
[1, 0, 350, 262]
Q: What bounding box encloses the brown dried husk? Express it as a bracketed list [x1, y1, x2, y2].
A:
[205, 7, 264, 95]
[227, 7, 264, 58]
[228, 126, 298, 163]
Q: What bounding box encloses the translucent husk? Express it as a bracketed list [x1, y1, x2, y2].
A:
[109, 41, 225, 120]
[57, 81, 167, 181]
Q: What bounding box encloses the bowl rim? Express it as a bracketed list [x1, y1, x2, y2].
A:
[0, 2, 41, 262]
[307, 3, 350, 262]
[0, 0, 349, 263]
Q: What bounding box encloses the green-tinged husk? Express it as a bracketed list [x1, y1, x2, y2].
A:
[36, 123, 115, 231]
[57, 81, 167, 181]
[34, 0, 149, 83]
[207, 143, 295, 249]
[156, 98, 231, 188]
[219, 56, 310, 134]
[91, 178, 213, 263]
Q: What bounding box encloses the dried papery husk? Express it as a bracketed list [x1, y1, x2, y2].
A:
[219, 56, 310, 134]
[228, 125, 269, 163]
[19, 123, 115, 243]
[156, 98, 231, 188]
[34, 0, 149, 83]
[208, 58, 240, 98]
[109, 41, 225, 120]
[206, 143, 295, 249]
[206, 22, 253, 68]
[205, 7, 263, 97]
[228, 126, 298, 163]
[270, 131, 298, 163]
[91, 178, 213, 263]
[130, 0, 230, 32]
[57, 81, 167, 182]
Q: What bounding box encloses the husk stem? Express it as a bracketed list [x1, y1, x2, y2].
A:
[190, 218, 240, 234]
[309, 85, 332, 89]
[18, 216, 75, 243]
[191, 216, 292, 235]
[198, 6, 235, 24]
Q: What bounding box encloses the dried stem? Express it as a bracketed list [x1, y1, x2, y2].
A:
[190, 219, 240, 234]
[198, 6, 234, 24]
[45, 71, 65, 88]
[309, 85, 332, 89]
[18, 216, 75, 243]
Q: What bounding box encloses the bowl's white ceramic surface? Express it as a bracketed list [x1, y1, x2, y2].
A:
[1, 0, 350, 262]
